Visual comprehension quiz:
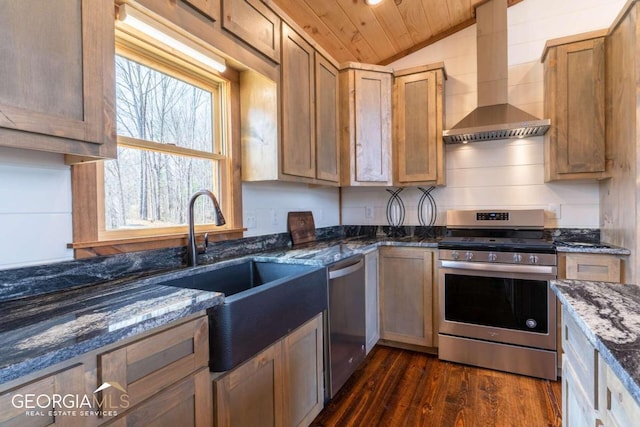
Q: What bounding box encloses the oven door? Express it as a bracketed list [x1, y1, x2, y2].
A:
[438, 261, 556, 350]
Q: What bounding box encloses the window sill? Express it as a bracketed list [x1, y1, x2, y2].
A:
[68, 228, 246, 259]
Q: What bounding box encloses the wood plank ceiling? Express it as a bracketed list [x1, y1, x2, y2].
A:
[269, 0, 523, 65]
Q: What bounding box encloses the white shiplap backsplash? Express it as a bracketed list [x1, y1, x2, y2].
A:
[0, 147, 74, 269]
[342, 0, 624, 229]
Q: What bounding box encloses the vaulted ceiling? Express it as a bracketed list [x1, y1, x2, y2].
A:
[270, 0, 523, 65]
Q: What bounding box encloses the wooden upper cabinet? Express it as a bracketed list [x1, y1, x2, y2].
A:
[315, 55, 340, 184]
[281, 23, 316, 180]
[222, 0, 281, 63]
[183, 0, 220, 21]
[394, 64, 446, 186]
[542, 30, 607, 181]
[0, 0, 115, 160]
[340, 63, 393, 186]
[241, 27, 339, 186]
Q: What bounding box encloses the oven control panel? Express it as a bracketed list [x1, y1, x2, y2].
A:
[439, 249, 557, 266]
[476, 212, 509, 221]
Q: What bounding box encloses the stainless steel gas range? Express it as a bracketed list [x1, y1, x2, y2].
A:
[437, 209, 558, 380]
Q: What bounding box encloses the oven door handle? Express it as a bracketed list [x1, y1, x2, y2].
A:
[440, 260, 556, 275]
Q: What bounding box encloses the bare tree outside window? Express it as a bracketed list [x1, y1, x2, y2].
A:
[104, 55, 221, 230]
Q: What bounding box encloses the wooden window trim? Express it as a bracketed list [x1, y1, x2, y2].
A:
[69, 22, 243, 259]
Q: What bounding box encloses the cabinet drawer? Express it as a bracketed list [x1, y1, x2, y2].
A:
[598, 355, 640, 427]
[98, 316, 208, 412]
[562, 307, 598, 407]
[0, 364, 85, 427]
[562, 254, 622, 283]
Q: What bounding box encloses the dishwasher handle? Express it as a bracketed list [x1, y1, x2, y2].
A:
[329, 258, 364, 280]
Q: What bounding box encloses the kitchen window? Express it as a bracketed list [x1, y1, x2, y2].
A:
[70, 26, 242, 257]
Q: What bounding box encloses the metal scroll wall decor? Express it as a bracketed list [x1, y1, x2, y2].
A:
[385, 188, 405, 227]
[417, 187, 438, 227]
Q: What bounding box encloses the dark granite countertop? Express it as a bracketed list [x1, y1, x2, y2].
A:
[551, 280, 640, 407]
[0, 269, 224, 385]
[0, 227, 628, 387]
[253, 235, 439, 266]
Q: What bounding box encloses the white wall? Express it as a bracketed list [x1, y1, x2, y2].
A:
[342, 0, 626, 229]
[0, 147, 74, 269]
[0, 151, 340, 269]
[242, 182, 340, 236]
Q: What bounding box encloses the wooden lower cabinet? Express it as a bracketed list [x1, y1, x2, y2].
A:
[98, 316, 209, 414]
[213, 313, 324, 427]
[378, 247, 435, 348]
[106, 368, 212, 427]
[0, 364, 87, 427]
[598, 355, 640, 427]
[364, 250, 380, 354]
[562, 356, 597, 427]
[0, 315, 211, 427]
[214, 341, 283, 427]
[560, 305, 640, 427]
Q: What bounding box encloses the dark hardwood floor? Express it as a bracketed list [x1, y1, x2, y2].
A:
[312, 345, 562, 427]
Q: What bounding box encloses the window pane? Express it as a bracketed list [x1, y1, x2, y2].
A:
[104, 147, 219, 230]
[115, 55, 214, 153]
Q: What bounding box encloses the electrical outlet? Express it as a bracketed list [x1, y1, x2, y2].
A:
[245, 214, 256, 228]
[365, 206, 374, 219]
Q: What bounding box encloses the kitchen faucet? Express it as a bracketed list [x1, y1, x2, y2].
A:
[187, 189, 226, 267]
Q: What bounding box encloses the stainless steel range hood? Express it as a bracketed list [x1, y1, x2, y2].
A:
[443, 0, 550, 144]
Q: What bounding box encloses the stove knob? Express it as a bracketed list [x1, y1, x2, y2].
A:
[488, 252, 497, 262]
[465, 251, 474, 261]
[529, 255, 540, 265]
[451, 251, 459, 260]
[513, 253, 523, 263]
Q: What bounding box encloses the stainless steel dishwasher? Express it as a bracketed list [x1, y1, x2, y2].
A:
[326, 254, 366, 399]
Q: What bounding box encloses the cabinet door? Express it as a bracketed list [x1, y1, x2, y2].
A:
[379, 247, 434, 347]
[0, 364, 86, 427]
[107, 368, 212, 427]
[315, 55, 340, 184]
[222, 0, 280, 62]
[0, 0, 115, 159]
[281, 24, 316, 179]
[598, 355, 640, 427]
[214, 343, 283, 427]
[98, 317, 208, 414]
[365, 250, 380, 354]
[281, 314, 324, 427]
[354, 70, 392, 184]
[394, 70, 444, 185]
[562, 356, 597, 427]
[544, 36, 606, 181]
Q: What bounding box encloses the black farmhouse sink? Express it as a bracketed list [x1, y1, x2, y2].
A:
[159, 259, 328, 371]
